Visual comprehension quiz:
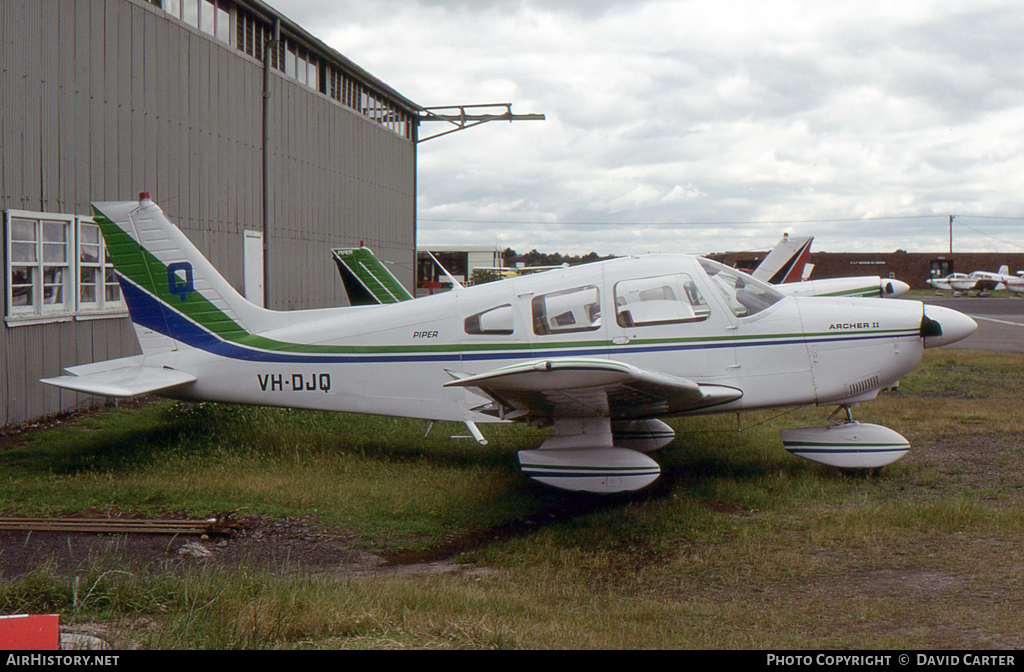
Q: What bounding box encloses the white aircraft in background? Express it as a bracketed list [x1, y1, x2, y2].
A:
[936, 266, 1024, 296]
[927, 272, 971, 293]
[751, 234, 910, 299]
[1012, 272, 1024, 295]
[43, 197, 976, 493]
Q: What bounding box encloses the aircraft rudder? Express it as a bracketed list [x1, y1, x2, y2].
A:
[92, 196, 270, 354]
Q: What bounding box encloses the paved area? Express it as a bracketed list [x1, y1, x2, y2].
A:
[918, 296, 1024, 354]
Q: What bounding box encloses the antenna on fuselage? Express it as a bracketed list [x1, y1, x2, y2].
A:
[425, 250, 465, 291]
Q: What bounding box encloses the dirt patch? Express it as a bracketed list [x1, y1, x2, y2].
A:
[921, 434, 1024, 492]
[846, 568, 966, 598]
[0, 514, 496, 581]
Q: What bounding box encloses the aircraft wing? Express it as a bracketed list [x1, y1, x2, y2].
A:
[444, 358, 742, 419]
[41, 356, 196, 398]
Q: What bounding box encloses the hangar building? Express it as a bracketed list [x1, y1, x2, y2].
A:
[1, 0, 421, 426]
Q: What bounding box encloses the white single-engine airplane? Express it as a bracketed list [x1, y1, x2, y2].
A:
[929, 267, 1024, 295]
[752, 234, 910, 299]
[43, 197, 978, 493]
[943, 266, 1023, 295]
[927, 272, 971, 293]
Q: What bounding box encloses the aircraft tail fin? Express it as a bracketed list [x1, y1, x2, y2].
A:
[331, 247, 413, 305]
[998, 265, 1009, 276]
[751, 234, 813, 284]
[92, 196, 281, 355]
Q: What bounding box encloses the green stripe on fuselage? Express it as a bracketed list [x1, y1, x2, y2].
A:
[93, 208, 917, 357]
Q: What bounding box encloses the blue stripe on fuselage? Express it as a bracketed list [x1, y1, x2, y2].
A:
[119, 275, 920, 365]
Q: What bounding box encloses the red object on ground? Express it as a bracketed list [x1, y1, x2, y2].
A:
[0, 614, 60, 650]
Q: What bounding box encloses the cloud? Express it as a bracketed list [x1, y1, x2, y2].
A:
[266, 0, 1024, 255]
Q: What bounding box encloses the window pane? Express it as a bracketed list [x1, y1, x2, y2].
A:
[11, 285, 32, 307]
[615, 274, 710, 327]
[164, 0, 181, 19]
[465, 304, 513, 335]
[80, 244, 100, 264]
[43, 221, 66, 242]
[183, 0, 199, 27]
[43, 267, 65, 285]
[285, 46, 296, 77]
[81, 267, 98, 286]
[43, 284, 63, 305]
[81, 224, 100, 245]
[200, 0, 215, 35]
[532, 286, 602, 335]
[11, 218, 36, 241]
[308, 61, 317, 89]
[698, 257, 784, 318]
[11, 267, 33, 285]
[43, 243, 66, 263]
[80, 284, 96, 304]
[12, 242, 36, 263]
[215, 4, 230, 43]
[106, 283, 122, 303]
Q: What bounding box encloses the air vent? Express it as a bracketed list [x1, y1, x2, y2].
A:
[848, 374, 881, 397]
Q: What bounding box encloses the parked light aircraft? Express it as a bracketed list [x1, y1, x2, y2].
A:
[751, 234, 910, 299]
[950, 266, 1009, 294]
[42, 197, 977, 493]
[932, 266, 1024, 296]
[927, 272, 970, 293]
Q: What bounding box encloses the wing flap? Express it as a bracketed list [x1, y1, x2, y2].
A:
[42, 359, 196, 398]
[445, 358, 741, 419]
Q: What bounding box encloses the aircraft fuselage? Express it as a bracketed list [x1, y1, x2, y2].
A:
[149, 254, 928, 424]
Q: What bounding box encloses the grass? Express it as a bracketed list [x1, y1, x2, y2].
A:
[0, 349, 1022, 648]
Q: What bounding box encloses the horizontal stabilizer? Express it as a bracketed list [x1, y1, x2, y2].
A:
[42, 358, 196, 398]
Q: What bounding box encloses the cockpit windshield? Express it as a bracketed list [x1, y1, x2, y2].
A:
[697, 257, 785, 318]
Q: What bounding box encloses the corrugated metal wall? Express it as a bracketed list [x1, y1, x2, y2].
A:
[0, 0, 417, 425]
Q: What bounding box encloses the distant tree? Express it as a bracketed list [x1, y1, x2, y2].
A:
[500, 248, 617, 268]
[471, 268, 501, 285]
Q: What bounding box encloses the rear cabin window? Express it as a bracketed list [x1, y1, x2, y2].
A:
[697, 257, 784, 317]
[532, 286, 602, 335]
[465, 304, 514, 335]
[615, 274, 711, 327]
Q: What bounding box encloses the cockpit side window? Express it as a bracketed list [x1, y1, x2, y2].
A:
[697, 257, 784, 318]
[465, 304, 514, 335]
[614, 274, 710, 327]
[532, 285, 602, 335]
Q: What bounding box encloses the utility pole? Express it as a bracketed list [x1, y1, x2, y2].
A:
[949, 215, 954, 254]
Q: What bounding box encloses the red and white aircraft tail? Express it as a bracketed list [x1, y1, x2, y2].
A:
[750, 234, 814, 284]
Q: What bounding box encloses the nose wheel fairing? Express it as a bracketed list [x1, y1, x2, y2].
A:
[781, 405, 910, 469]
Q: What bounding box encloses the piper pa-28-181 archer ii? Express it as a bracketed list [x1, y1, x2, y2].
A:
[43, 196, 977, 493]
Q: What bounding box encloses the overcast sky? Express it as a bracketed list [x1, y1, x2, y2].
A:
[266, 0, 1024, 256]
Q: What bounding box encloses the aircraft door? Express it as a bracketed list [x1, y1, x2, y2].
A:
[604, 259, 738, 381]
[694, 256, 812, 406]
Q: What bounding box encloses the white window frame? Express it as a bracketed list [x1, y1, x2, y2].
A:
[5, 210, 128, 327]
[76, 216, 125, 317]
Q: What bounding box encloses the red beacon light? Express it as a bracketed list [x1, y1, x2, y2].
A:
[139, 191, 152, 201]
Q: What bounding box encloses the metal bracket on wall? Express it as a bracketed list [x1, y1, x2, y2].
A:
[417, 103, 545, 142]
